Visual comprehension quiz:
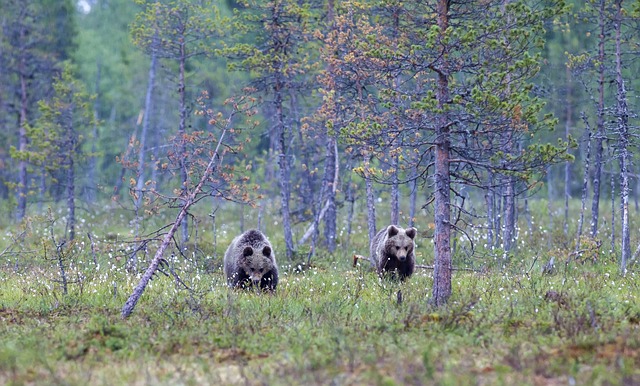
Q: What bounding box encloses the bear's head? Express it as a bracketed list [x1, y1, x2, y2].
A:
[385, 225, 417, 262]
[241, 245, 275, 286]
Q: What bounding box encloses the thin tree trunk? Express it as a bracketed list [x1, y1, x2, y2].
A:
[502, 177, 515, 253]
[16, 23, 29, 222]
[291, 91, 315, 211]
[614, 0, 630, 273]
[365, 154, 377, 250]
[500, 0, 515, 255]
[323, 138, 338, 252]
[619, 156, 630, 272]
[486, 173, 494, 249]
[322, 0, 338, 253]
[634, 168, 639, 213]
[575, 116, 592, 254]
[275, 82, 294, 260]
[493, 184, 502, 249]
[409, 162, 417, 228]
[135, 41, 157, 208]
[86, 60, 101, 203]
[391, 154, 400, 225]
[563, 152, 571, 236]
[345, 186, 355, 252]
[390, 6, 401, 227]
[547, 166, 554, 248]
[590, 0, 607, 238]
[432, 0, 452, 307]
[67, 153, 76, 241]
[563, 71, 572, 237]
[324, 137, 340, 253]
[299, 139, 339, 251]
[178, 34, 189, 246]
[610, 145, 616, 251]
[277, 142, 294, 260]
[344, 157, 355, 253]
[130, 46, 157, 272]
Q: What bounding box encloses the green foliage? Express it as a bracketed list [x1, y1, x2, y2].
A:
[315, 0, 571, 197]
[73, 0, 149, 198]
[0, 0, 79, 208]
[13, 63, 95, 188]
[220, 0, 322, 93]
[131, 0, 225, 58]
[1, 0, 633, 222]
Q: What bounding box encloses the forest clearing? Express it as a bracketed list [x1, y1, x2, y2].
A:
[1, 200, 639, 385]
[2, 0, 640, 384]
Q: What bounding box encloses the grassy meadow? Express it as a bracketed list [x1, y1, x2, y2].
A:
[0, 199, 639, 385]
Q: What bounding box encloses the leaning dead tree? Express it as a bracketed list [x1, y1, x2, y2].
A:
[122, 94, 257, 318]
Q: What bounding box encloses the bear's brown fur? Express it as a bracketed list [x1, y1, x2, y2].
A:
[224, 229, 278, 291]
[370, 225, 417, 280]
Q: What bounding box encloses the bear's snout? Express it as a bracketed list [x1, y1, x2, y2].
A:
[398, 255, 407, 262]
[250, 273, 263, 286]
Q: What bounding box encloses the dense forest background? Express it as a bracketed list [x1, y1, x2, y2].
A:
[1, 0, 639, 304]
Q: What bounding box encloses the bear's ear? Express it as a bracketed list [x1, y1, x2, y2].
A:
[405, 227, 417, 240]
[243, 246, 254, 257]
[387, 225, 399, 237]
[262, 246, 272, 257]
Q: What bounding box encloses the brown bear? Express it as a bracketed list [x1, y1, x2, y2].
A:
[370, 225, 417, 280]
[223, 229, 278, 291]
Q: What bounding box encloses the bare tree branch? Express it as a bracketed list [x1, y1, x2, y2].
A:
[121, 110, 233, 318]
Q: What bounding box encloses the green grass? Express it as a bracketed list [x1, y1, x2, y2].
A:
[1, 201, 639, 385]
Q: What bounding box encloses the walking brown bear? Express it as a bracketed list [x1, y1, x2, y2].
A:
[224, 229, 278, 291]
[370, 225, 417, 280]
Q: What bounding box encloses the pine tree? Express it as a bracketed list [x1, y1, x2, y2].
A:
[320, 0, 572, 305]
[20, 63, 94, 241]
[1, 0, 76, 221]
